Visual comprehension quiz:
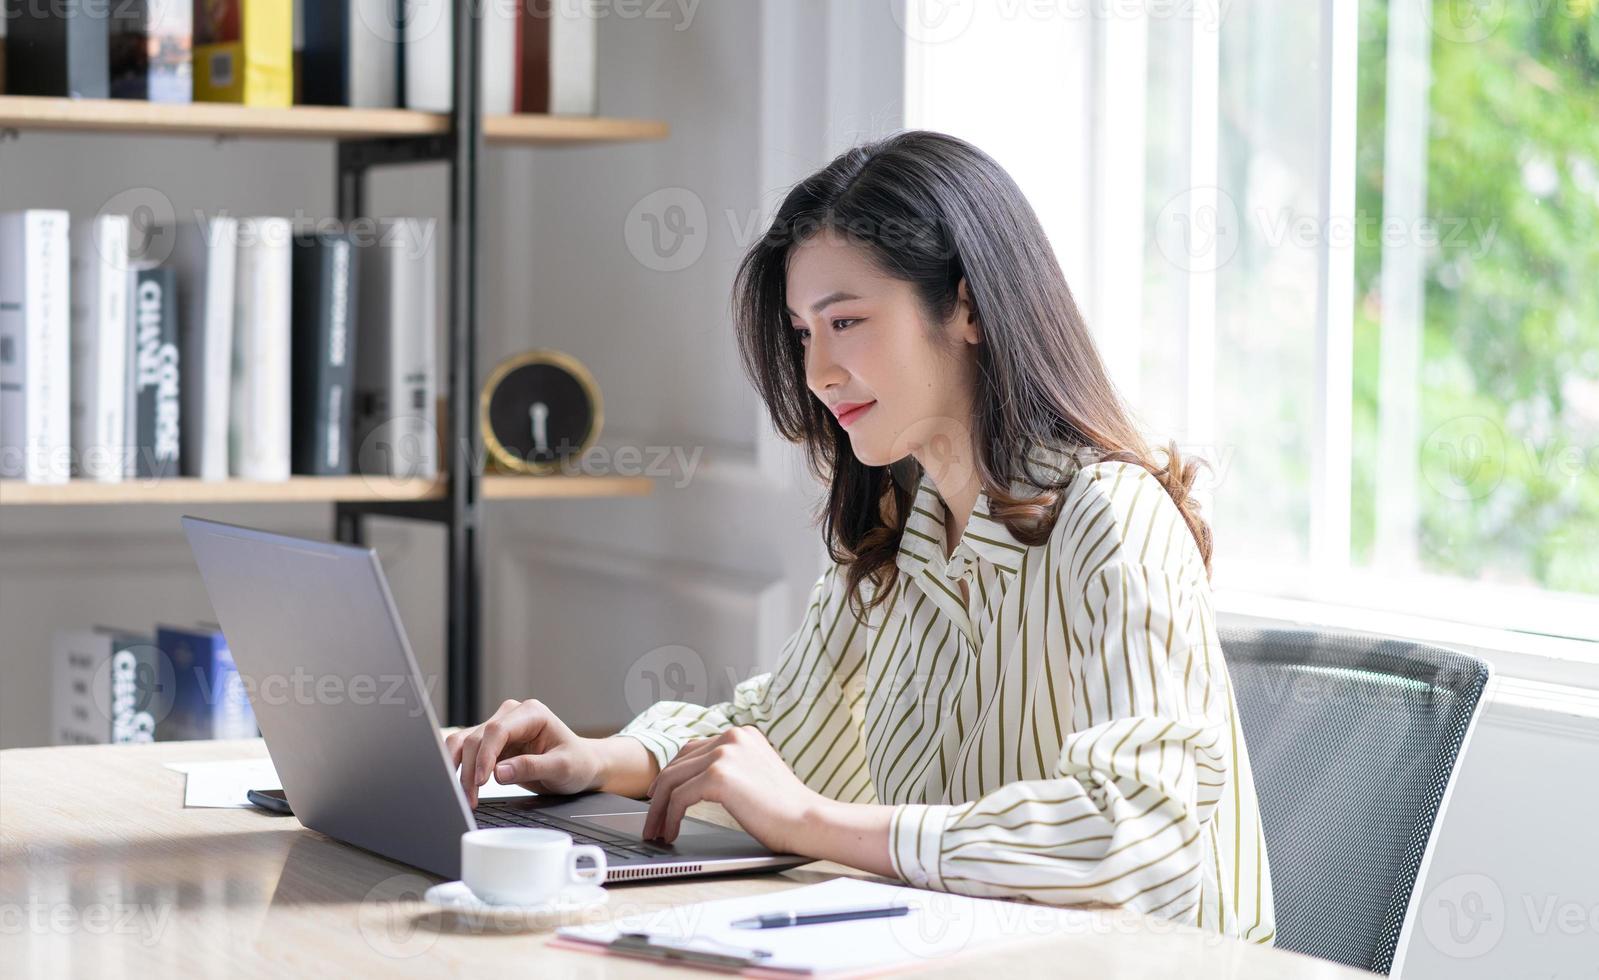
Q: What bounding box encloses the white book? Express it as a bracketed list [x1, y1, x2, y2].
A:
[231, 218, 292, 481]
[173, 216, 238, 480]
[351, 0, 398, 108]
[401, 0, 515, 114]
[356, 217, 437, 479]
[70, 214, 130, 482]
[549, 3, 598, 115]
[52, 627, 162, 745]
[0, 210, 72, 484]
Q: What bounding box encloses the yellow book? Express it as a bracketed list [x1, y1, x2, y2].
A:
[193, 0, 292, 106]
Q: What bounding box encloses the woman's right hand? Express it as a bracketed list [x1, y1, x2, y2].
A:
[445, 698, 608, 806]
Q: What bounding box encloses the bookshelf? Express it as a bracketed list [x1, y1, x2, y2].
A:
[0, 475, 653, 506]
[0, 96, 670, 145]
[0, 12, 668, 727]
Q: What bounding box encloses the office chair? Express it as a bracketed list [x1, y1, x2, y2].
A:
[1219, 623, 1491, 975]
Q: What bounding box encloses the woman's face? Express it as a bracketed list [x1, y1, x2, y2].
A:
[785, 230, 981, 472]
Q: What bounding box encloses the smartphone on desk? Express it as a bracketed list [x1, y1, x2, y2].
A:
[246, 788, 294, 815]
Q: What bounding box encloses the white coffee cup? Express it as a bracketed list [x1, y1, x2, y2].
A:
[460, 828, 607, 905]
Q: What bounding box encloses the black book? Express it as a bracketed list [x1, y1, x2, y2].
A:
[292, 233, 361, 475]
[128, 266, 181, 479]
[4, 0, 110, 98]
[109, 1, 194, 102]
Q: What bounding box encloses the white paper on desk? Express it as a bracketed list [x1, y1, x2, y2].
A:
[556, 876, 1090, 976]
[164, 758, 537, 808]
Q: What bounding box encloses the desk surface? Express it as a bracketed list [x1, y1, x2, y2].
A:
[1, 739, 1366, 978]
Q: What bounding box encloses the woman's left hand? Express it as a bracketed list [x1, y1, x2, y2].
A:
[641, 725, 821, 854]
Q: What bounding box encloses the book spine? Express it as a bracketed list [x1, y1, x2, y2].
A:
[51, 630, 112, 745]
[176, 217, 237, 480]
[550, 2, 598, 115]
[204, 218, 238, 480]
[6, 5, 110, 98]
[158, 627, 257, 741]
[292, 234, 359, 474]
[195, 0, 291, 106]
[3, 212, 73, 483]
[396, 219, 438, 478]
[232, 219, 291, 481]
[299, 0, 351, 105]
[514, 0, 552, 113]
[401, 0, 451, 111]
[130, 267, 182, 479]
[71, 215, 130, 482]
[0, 213, 26, 480]
[108, 636, 161, 744]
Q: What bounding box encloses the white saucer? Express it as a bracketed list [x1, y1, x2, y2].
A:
[422, 880, 608, 930]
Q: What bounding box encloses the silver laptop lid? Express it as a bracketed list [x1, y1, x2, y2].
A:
[181, 516, 472, 877]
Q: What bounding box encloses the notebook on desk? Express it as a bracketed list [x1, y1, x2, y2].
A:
[553, 877, 1091, 977]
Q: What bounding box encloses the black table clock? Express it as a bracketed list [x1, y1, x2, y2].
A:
[480, 349, 603, 474]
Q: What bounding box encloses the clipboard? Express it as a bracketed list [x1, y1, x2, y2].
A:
[605, 932, 774, 972]
[552, 876, 1093, 977]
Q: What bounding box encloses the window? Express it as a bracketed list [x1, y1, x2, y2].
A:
[904, 0, 1598, 642]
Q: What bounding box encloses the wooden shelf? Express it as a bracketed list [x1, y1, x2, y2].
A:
[0, 474, 653, 506]
[482, 473, 653, 499]
[0, 96, 668, 145]
[483, 113, 668, 145]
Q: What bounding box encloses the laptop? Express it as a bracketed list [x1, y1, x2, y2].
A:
[181, 516, 808, 883]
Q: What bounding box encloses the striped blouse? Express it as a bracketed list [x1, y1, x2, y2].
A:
[618, 449, 1275, 942]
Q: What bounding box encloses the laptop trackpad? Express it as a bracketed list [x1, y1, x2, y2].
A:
[575, 811, 723, 839]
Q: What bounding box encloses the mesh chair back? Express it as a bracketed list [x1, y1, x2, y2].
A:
[1219, 624, 1490, 974]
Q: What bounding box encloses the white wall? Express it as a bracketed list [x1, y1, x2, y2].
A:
[1393, 688, 1599, 980]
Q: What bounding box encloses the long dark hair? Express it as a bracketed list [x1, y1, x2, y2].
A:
[733, 130, 1210, 618]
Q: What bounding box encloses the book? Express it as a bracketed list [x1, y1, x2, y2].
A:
[291, 232, 360, 474]
[173, 216, 238, 480]
[401, 0, 515, 114]
[127, 265, 182, 479]
[70, 214, 130, 483]
[52, 627, 167, 745]
[156, 624, 258, 742]
[0, 210, 72, 484]
[302, 0, 398, 108]
[194, 0, 292, 106]
[355, 217, 437, 479]
[231, 217, 292, 481]
[3, 3, 110, 98]
[516, 0, 597, 115]
[109, 0, 194, 102]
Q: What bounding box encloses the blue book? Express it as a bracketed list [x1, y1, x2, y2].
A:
[156, 624, 257, 741]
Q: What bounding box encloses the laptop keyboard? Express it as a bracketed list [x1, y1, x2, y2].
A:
[473, 803, 675, 862]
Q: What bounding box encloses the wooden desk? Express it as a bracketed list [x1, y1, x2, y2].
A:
[1, 739, 1364, 978]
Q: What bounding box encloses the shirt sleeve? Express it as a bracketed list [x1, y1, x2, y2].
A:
[615, 561, 873, 797]
[889, 559, 1232, 919]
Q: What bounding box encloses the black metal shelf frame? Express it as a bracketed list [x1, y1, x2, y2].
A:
[332, 7, 483, 727]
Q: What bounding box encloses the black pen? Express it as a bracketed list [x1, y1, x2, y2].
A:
[731, 903, 911, 930]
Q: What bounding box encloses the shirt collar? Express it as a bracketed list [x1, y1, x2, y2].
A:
[895, 441, 1084, 581]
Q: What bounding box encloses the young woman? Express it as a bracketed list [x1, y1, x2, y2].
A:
[447, 131, 1274, 942]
